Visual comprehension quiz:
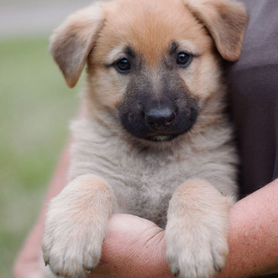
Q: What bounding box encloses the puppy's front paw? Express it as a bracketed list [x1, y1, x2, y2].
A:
[166, 220, 228, 278]
[165, 179, 232, 278]
[42, 175, 113, 277]
[43, 216, 103, 277]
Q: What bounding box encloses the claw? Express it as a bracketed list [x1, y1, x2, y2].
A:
[212, 253, 224, 273]
[214, 263, 223, 273]
[173, 269, 180, 277]
[42, 250, 49, 267]
[83, 265, 94, 274]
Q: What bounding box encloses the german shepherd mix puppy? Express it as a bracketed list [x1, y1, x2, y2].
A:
[42, 0, 248, 277]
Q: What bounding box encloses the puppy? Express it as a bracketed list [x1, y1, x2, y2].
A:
[42, 0, 248, 277]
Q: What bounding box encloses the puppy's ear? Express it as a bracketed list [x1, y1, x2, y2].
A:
[50, 3, 104, 88]
[185, 0, 248, 61]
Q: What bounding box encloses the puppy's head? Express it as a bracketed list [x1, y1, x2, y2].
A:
[51, 0, 248, 143]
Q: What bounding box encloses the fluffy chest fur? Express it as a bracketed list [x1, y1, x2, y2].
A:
[69, 116, 238, 227]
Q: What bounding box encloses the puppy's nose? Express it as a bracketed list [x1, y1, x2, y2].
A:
[145, 106, 176, 129]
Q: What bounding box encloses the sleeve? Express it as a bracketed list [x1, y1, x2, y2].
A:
[225, 0, 278, 197]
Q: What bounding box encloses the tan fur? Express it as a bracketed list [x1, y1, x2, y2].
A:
[43, 0, 248, 277]
[43, 175, 114, 277]
[185, 0, 248, 61]
[50, 3, 104, 87]
[166, 179, 233, 277]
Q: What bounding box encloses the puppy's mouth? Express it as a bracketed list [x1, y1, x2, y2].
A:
[145, 134, 178, 142]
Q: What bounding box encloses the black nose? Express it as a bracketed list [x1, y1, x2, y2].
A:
[144, 106, 176, 129]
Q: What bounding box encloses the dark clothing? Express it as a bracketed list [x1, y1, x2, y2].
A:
[226, 1, 277, 277]
[226, 0, 278, 198]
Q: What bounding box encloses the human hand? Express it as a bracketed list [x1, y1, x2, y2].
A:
[90, 213, 172, 277]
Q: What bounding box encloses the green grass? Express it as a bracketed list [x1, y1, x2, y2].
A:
[0, 37, 78, 276]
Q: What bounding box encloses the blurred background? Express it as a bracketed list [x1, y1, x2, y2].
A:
[0, 0, 92, 276]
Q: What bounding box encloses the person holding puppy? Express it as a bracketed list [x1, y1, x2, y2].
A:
[14, 0, 277, 277]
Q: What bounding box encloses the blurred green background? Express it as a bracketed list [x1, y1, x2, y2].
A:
[0, 1, 91, 276]
[0, 37, 76, 277]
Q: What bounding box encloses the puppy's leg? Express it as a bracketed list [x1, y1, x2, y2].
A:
[166, 179, 233, 278]
[42, 174, 114, 277]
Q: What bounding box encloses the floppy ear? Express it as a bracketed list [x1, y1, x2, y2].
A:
[50, 3, 104, 88]
[185, 0, 248, 61]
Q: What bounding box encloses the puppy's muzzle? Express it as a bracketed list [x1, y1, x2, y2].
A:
[119, 97, 198, 143]
[118, 71, 199, 143]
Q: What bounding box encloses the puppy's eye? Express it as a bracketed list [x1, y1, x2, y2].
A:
[114, 58, 131, 73]
[176, 52, 193, 67]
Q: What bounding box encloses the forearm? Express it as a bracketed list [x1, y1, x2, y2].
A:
[218, 179, 278, 277]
